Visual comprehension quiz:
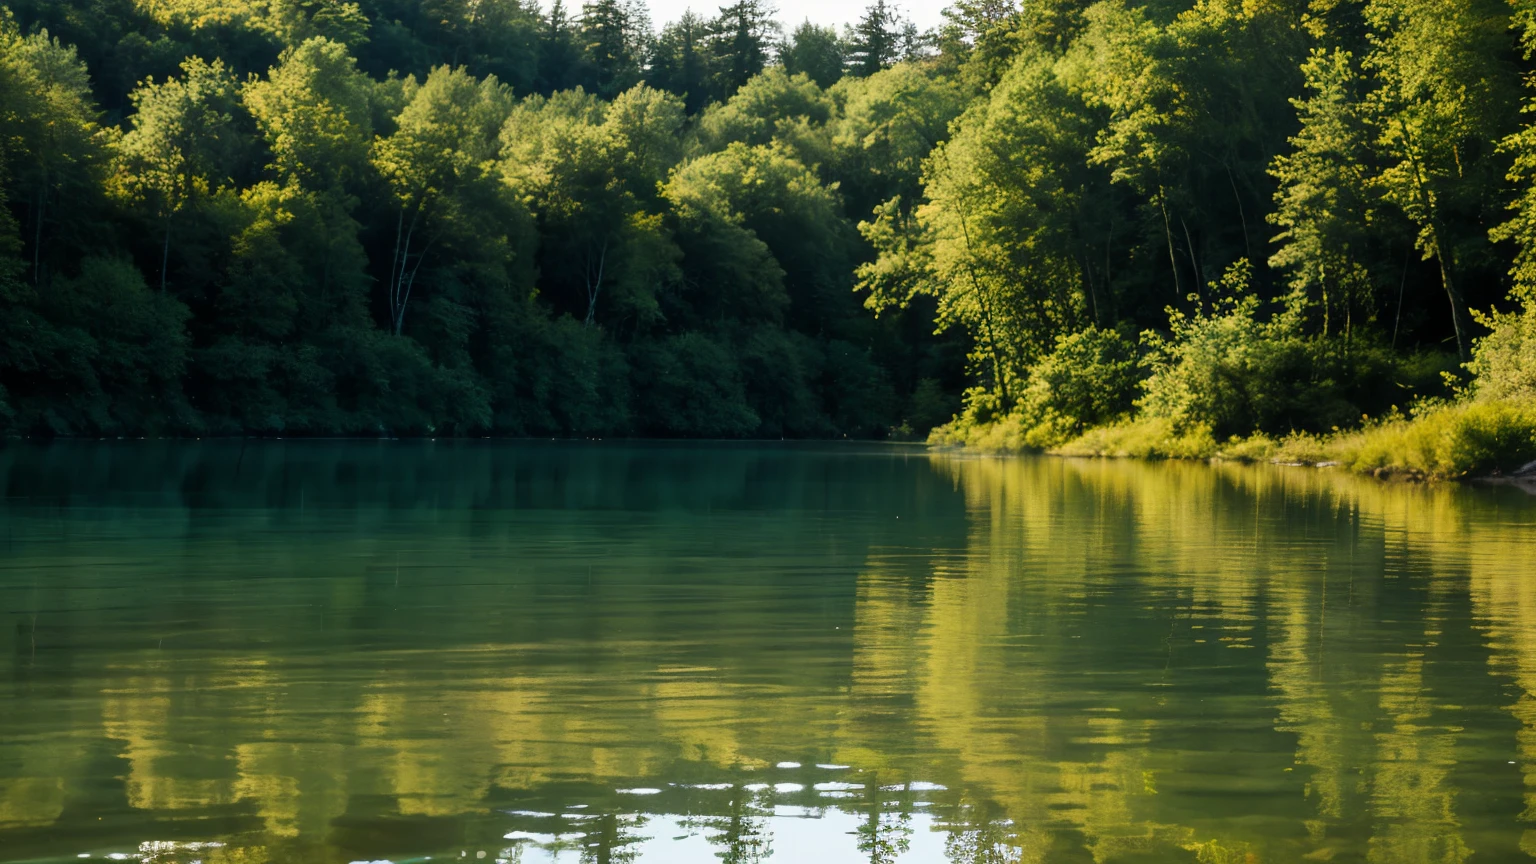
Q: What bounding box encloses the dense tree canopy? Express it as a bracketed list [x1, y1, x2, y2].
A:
[5, 0, 1536, 445]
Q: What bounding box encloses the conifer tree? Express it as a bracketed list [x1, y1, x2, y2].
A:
[708, 0, 776, 100]
[845, 0, 901, 77]
[580, 0, 639, 98]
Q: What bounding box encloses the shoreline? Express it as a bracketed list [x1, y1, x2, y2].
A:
[927, 400, 1536, 484]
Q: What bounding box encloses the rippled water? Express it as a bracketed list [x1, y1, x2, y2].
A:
[4, 442, 1536, 863]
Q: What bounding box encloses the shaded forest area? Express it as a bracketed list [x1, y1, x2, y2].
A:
[0, 0, 964, 437]
[5, 0, 1536, 456]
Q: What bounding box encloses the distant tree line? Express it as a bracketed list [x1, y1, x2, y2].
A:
[7, 0, 1536, 449]
[0, 0, 958, 437]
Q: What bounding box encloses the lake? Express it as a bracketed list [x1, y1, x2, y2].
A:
[3, 441, 1536, 864]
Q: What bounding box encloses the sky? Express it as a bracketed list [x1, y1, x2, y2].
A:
[626, 0, 949, 35]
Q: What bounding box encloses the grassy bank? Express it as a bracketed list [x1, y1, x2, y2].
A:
[931, 399, 1536, 481]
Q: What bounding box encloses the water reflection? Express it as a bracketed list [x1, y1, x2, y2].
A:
[3, 443, 1536, 862]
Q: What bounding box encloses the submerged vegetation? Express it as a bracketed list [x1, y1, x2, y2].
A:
[3, 0, 1536, 474]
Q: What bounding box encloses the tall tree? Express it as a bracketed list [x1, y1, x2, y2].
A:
[111, 57, 240, 293]
[781, 20, 845, 87]
[708, 0, 776, 100]
[649, 11, 712, 113]
[1362, 0, 1521, 361]
[0, 26, 103, 287]
[845, 0, 901, 77]
[243, 36, 373, 191]
[371, 66, 513, 335]
[580, 0, 640, 98]
[1269, 48, 1383, 337]
[537, 0, 586, 93]
[859, 48, 1093, 407]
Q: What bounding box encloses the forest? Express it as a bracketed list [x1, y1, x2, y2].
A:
[2, 0, 1536, 473]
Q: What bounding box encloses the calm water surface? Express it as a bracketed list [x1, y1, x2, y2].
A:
[4, 442, 1536, 864]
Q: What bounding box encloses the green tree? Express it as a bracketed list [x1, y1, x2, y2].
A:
[371, 65, 513, 335]
[649, 11, 712, 113]
[845, 0, 901, 77]
[537, 0, 587, 93]
[708, 0, 776, 100]
[696, 67, 834, 165]
[502, 85, 684, 328]
[244, 36, 373, 190]
[1269, 48, 1382, 338]
[111, 56, 241, 293]
[781, 20, 845, 87]
[268, 0, 371, 48]
[861, 48, 1093, 407]
[1362, 0, 1521, 361]
[830, 62, 964, 216]
[580, 0, 640, 98]
[0, 22, 105, 287]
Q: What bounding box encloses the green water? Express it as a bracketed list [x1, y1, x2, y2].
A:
[4, 443, 1536, 864]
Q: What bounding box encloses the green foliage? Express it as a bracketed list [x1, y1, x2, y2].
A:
[861, 46, 1091, 404]
[697, 67, 834, 160]
[631, 333, 759, 436]
[1139, 261, 1405, 440]
[648, 11, 711, 113]
[1332, 400, 1536, 478]
[244, 36, 373, 190]
[1014, 326, 1139, 448]
[18, 0, 1536, 454]
[1050, 417, 1219, 461]
[830, 63, 964, 214]
[930, 325, 1139, 450]
[1269, 48, 1382, 336]
[781, 21, 844, 88]
[845, 0, 903, 77]
[1468, 290, 1536, 402]
[1361, 0, 1520, 361]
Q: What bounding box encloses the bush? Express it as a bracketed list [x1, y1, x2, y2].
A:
[1333, 400, 1536, 478]
[1053, 418, 1219, 460]
[1014, 326, 1140, 448]
[630, 333, 761, 437]
[1469, 289, 1536, 402]
[928, 326, 1140, 450]
[1139, 260, 1404, 439]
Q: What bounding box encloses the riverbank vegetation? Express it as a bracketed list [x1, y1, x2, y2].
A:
[4, 0, 1536, 472]
[0, 0, 966, 437]
[887, 0, 1536, 478]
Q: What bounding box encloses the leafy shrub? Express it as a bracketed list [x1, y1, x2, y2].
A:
[1468, 289, 1536, 401]
[1014, 326, 1140, 448]
[1334, 400, 1536, 478]
[929, 326, 1140, 450]
[630, 333, 760, 437]
[1053, 418, 1219, 460]
[1139, 260, 1403, 439]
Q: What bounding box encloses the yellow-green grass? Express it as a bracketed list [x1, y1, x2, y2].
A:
[932, 400, 1536, 481]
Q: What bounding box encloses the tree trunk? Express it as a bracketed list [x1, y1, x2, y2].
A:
[159, 215, 172, 293]
[1158, 187, 1182, 298]
[1430, 221, 1472, 362]
[32, 180, 45, 286]
[1180, 216, 1201, 298]
[584, 240, 609, 326]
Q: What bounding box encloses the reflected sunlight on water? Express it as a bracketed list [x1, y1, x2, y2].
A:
[3, 442, 1536, 863]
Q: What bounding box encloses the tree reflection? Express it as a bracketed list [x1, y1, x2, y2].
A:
[5, 445, 1536, 863]
[691, 788, 773, 863]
